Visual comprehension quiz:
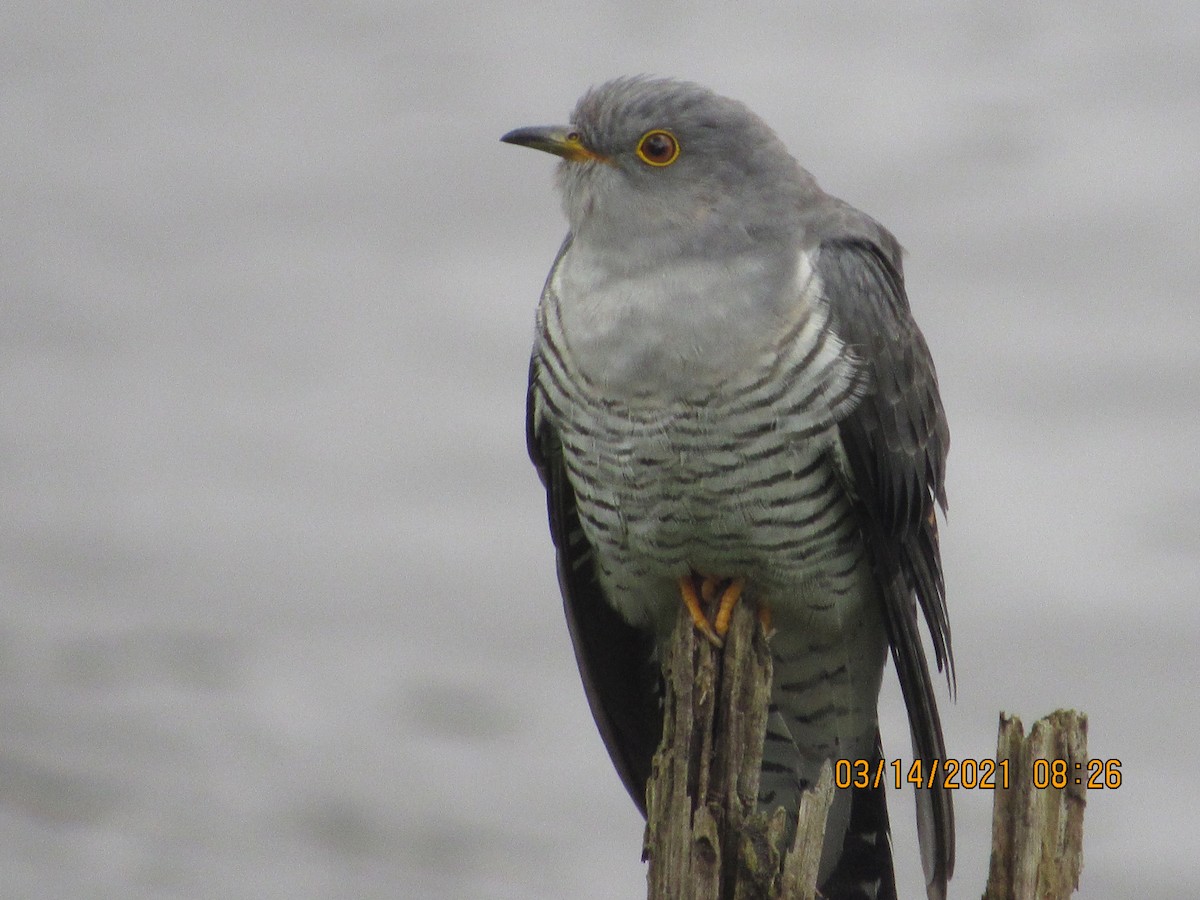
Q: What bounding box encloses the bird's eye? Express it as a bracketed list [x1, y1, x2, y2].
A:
[635, 130, 680, 167]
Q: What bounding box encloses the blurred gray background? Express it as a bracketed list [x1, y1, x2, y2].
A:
[3, 2, 1197, 897]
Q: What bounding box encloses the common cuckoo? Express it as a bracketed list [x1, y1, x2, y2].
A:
[503, 77, 953, 900]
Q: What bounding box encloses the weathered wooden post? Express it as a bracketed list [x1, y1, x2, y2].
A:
[983, 710, 1088, 900]
[642, 602, 831, 899]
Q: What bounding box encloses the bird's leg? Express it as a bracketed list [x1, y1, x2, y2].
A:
[711, 577, 746, 638]
[678, 574, 761, 646]
[756, 602, 773, 637]
[678, 575, 724, 647]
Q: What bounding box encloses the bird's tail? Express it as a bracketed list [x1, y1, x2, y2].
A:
[819, 736, 897, 900]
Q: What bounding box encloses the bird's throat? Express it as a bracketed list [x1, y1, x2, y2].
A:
[549, 242, 810, 402]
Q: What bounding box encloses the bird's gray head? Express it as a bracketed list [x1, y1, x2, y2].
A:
[502, 77, 820, 259]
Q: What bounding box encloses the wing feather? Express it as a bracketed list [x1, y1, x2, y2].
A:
[819, 237, 955, 898]
[527, 357, 662, 815]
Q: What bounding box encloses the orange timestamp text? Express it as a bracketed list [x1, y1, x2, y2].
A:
[834, 757, 1122, 791]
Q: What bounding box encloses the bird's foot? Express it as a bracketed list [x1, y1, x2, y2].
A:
[677, 574, 748, 648]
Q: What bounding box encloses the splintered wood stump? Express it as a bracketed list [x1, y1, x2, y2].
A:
[983, 710, 1088, 900]
[643, 602, 832, 900]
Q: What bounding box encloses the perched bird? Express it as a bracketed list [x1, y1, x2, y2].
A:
[503, 77, 953, 900]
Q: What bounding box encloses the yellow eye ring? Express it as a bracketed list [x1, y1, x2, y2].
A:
[635, 130, 680, 167]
